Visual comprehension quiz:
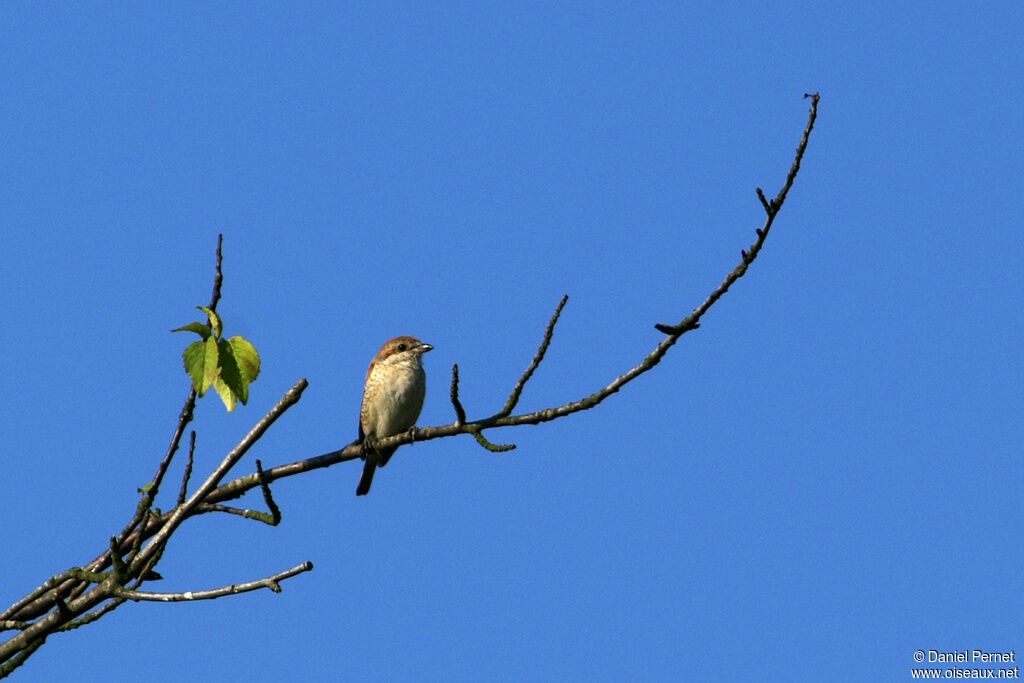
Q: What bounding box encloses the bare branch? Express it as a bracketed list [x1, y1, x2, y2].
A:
[252, 462, 280, 528]
[128, 378, 307, 577]
[449, 364, 467, 425]
[15, 236, 232, 629]
[0, 635, 45, 678]
[52, 596, 72, 621]
[655, 93, 819, 336]
[0, 379, 308, 665]
[256, 459, 282, 525]
[109, 537, 126, 583]
[0, 235, 256, 665]
[755, 187, 771, 214]
[208, 233, 224, 312]
[499, 295, 569, 417]
[130, 234, 224, 526]
[0, 570, 79, 625]
[0, 581, 115, 665]
[55, 95, 820, 570]
[1, 98, 820, 671]
[57, 598, 125, 632]
[115, 562, 313, 603]
[177, 430, 196, 507]
[194, 503, 280, 525]
[470, 428, 516, 452]
[201, 94, 821, 505]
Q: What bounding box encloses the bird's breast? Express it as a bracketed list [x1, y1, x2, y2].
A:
[361, 364, 426, 437]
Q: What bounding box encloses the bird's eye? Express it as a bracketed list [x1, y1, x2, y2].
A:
[397, 343, 407, 351]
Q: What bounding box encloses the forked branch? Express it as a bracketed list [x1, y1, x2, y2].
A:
[202, 92, 821, 503]
[1, 94, 819, 676]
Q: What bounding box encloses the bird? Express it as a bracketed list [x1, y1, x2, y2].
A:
[356, 335, 432, 495]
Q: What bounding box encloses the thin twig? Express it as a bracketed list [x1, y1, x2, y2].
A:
[128, 235, 224, 526]
[655, 93, 819, 336]
[470, 428, 516, 452]
[177, 430, 196, 506]
[256, 459, 281, 525]
[115, 562, 313, 603]
[57, 598, 125, 632]
[499, 295, 568, 417]
[208, 234, 224, 312]
[449, 364, 467, 425]
[109, 537, 126, 582]
[194, 503, 279, 525]
[143, 234, 223, 502]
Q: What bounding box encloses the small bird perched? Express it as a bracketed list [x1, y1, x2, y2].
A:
[356, 335, 432, 495]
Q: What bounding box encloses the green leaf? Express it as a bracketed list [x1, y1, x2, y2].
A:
[197, 306, 222, 340]
[227, 336, 260, 385]
[217, 338, 246, 405]
[212, 376, 239, 412]
[206, 337, 261, 411]
[177, 307, 260, 412]
[170, 321, 212, 339]
[182, 340, 207, 394]
[201, 336, 220, 394]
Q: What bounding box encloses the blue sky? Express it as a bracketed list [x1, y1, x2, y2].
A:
[1, 3, 1021, 681]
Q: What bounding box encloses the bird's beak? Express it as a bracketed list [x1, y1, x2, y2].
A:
[418, 343, 434, 354]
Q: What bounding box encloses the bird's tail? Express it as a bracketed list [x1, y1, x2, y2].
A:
[356, 456, 376, 496]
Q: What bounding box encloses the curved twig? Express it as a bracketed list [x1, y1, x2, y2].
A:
[499, 294, 568, 417]
[115, 562, 313, 603]
[449, 364, 467, 425]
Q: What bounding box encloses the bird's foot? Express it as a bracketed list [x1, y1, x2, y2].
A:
[360, 436, 376, 460]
